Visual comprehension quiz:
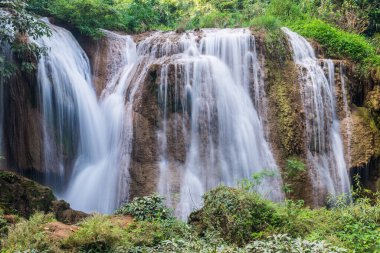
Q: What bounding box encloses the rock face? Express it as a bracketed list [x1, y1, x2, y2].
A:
[0, 170, 87, 223]
[259, 31, 312, 203]
[129, 64, 161, 199]
[2, 70, 44, 173]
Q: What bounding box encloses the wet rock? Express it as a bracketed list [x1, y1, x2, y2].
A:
[348, 107, 380, 191]
[2, 70, 44, 173]
[0, 170, 55, 218]
[259, 30, 312, 204]
[51, 200, 88, 225]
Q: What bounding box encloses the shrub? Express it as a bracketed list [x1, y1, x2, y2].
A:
[115, 194, 173, 221]
[189, 185, 280, 245]
[1, 212, 59, 252]
[0, 0, 51, 76]
[62, 214, 125, 252]
[123, 219, 191, 248]
[249, 15, 281, 31]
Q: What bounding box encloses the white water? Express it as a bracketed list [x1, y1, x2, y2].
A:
[32, 23, 355, 215]
[99, 31, 138, 206]
[283, 28, 351, 202]
[155, 29, 283, 219]
[37, 23, 133, 213]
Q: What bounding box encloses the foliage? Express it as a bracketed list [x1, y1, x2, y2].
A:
[0, 0, 51, 76]
[0, 186, 378, 252]
[248, 15, 281, 31]
[0, 209, 7, 236]
[189, 185, 380, 252]
[284, 157, 306, 178]
[246, 234, 346, 252]
[62, 214, 191, 252]
[289, 19, 379, 63]
[1, 212, 59, 252]
[123, 219, 191, 248]
[115, 194, 173, 221]
[289, 19, 380, 79]
[239, 169, 278, 192]
[190, 185, 280, 245]
[27, 0, 188, 36]
[62, 214, 125, 252]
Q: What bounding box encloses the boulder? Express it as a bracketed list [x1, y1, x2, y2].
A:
[0, 170, 88, 223]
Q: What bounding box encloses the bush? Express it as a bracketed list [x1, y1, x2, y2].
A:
[115, 194, 173, 221]
[123, 219, 191, 248]
[249, 15, 281, 31]
[62, 214, 125, 252]
[189, 185, 280, 245]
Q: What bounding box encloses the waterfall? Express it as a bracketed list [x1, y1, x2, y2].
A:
[155, 29, 283, 219]
[99, 31, 138, 207]
[27, 23, 355, 215]
[36, 23, 130, 213]
[283, 28, 351, 203]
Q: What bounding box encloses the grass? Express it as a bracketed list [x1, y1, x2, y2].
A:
[1, 212, 60, 253]
[288, 19, 380, 79]
[0, 188, 379, 252]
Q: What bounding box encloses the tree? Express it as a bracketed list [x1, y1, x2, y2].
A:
[0, 0, 51, 78]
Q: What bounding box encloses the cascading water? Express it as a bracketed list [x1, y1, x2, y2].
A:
[283, 28, 351, 203]
[99, 31, 138, 207]
[28, 22, 354, 216]
[154, 29, 283, 219]
[36, 22, 129, 213]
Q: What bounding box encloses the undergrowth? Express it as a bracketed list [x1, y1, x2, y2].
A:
[0, 181, 379, 253]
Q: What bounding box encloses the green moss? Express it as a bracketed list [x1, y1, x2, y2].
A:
[0, 171, 56, 217]
[357, 107, 380, 145]
[288, 19, 380, 81]
[264, 31, 304, 158]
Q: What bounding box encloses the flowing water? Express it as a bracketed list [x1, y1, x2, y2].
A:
[36, 23, 130, 213]
[7, 23, 354, 216]
[37, 27, 284, 216]
[153, 29, 283, 218]
[283, 28, 351, 203]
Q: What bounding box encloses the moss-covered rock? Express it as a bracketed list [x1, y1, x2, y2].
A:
[0, 170, 88, 223]
[258, 30, 312, 203]
[349, 107, 380, 191]
[365, 85, 380, 129]
[350, 107, 380, 168]
[0, 170, 55, 218]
